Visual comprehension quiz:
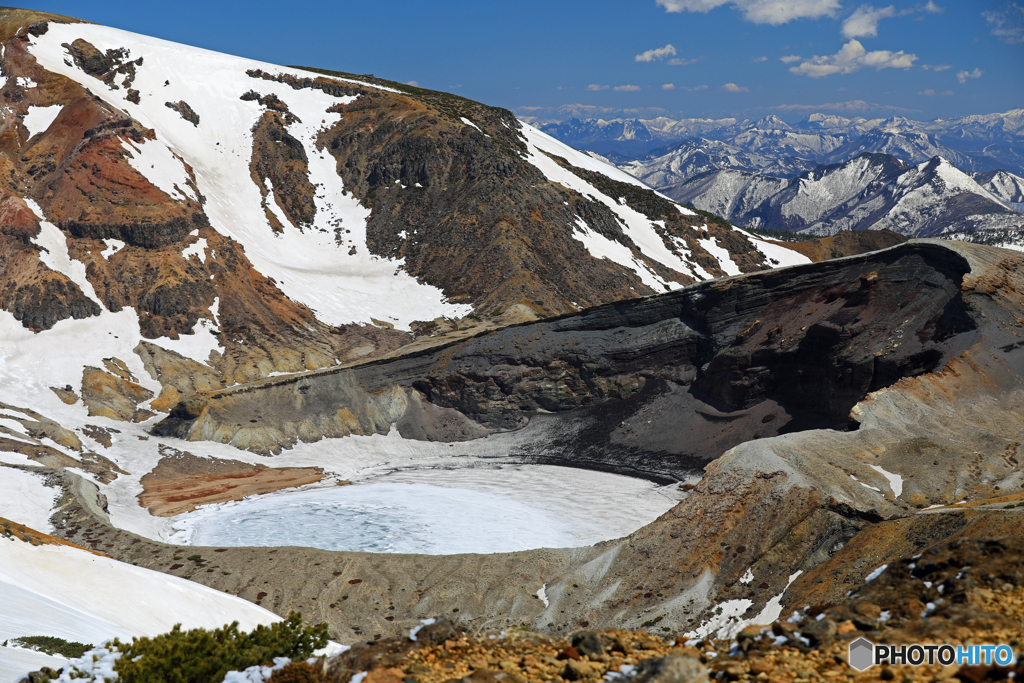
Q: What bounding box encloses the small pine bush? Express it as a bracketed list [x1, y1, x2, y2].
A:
[6, 635, 92, 658]
[110, 612, 327, 683]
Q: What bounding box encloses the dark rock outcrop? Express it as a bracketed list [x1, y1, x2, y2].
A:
[155, 241, 977, 472]
[164, 100, 199, 126]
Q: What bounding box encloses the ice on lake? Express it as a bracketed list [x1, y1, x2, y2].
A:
[167, 465, 686, 555]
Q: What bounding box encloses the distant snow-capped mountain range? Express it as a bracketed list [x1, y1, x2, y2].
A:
[536, 110, 1024, 178]
[534, 110, 1024, 238]
[660, 154, 1024, 237]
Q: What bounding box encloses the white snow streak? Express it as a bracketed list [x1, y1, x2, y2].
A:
[181, 236, 209, 264]
[24, 199, 101, 305]
[869, 464, 903, 497]
[537, 583, 550, 607]
[865, 564, 888, 582]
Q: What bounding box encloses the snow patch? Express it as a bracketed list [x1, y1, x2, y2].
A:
[0, 535, 280, 683]
[739, 568, 755, 585]
[683, 599, 753, 640]
[869, 464, 903, 497]
[120, 138, 197, 202]
[101, 239, 125, 259]
[222, 657, 291, 683]
[24, 199, 101, 305]
[154, 297, 220, 365]
[409, 618, 436, 641]
[0, 468, 57, 532]
[865, 564, 888, 582]
[537, 583, 550, 608]
[22, 104, 62, 138]
[571, 218, 670, 290]
[697, 235, 741, 276]
[749, 571, 803, 627]
[182, 237, 209, 264]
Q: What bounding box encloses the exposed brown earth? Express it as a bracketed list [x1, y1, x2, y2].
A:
[771, 230, 910, 263]
[137, 447, 329, 516]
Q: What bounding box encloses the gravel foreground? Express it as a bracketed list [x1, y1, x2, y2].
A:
[293, 536, 1024, 683]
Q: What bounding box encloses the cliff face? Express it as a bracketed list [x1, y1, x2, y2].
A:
[155, 241, 976, 471]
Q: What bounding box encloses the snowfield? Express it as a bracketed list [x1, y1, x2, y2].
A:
[0, 469, 57, 533]
[29, 22, 470, 332]
[0, 535, 280, 683]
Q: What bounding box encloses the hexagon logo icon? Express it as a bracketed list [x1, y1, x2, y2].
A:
[849, 637, 874, 671]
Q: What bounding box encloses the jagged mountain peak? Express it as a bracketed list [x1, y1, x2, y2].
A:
[753, 114, 792, 130]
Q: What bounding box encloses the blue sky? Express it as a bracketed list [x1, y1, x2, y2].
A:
[41, 1, 1023, 122]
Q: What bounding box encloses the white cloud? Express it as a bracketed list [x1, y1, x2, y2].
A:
[614, 84, 642, 91]
[656, 0, 841, 25]
[922, 1, 943, 12]
[956, 68, 983, 84]
[921, 63, 951, 71]
[406, 80, 419, 87]
[780, 54, 802, 63]
[635, 44, 677, 62]
[983, 3, 1024, 44]
[587, 84, 610, 91]
[772, 99, 920, 113]
[789, 39, 917, 78]
[691, 84, 709, 90]
[842, 4, 897, 38]
[668, 57, 701, 65]
[752, 56, 768, 62]
[723, 82, 749, 92]
[918, 88, 935, 95]
[662, 83, 677, 90]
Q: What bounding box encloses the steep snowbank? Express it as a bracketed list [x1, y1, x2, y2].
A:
[0, 535, 280, 682]
[29, 22, 470, 331]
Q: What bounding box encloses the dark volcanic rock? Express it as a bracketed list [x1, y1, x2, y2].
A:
[156, 241, 978, 473]
[164, 100, 199, 126]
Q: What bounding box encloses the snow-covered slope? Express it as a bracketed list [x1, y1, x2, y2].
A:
[825, 130, 974, 170]
[28, 22, 468, 331]
[973, 169, 1024, 211]
[0, 531, 279, 682]
[660, 169, 789, 225]
[621, 139, 817, 189]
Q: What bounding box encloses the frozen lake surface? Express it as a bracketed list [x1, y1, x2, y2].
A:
[169, 464, 685, 554]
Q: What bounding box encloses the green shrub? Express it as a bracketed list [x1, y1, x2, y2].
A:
[111, 612, 327, 683]
[6, 635, 92, 658]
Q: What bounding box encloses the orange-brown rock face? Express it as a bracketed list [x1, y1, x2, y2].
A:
[0, 18, 413, 402]
[137, 447, 328, 516]
[0, 194, 101, 329]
